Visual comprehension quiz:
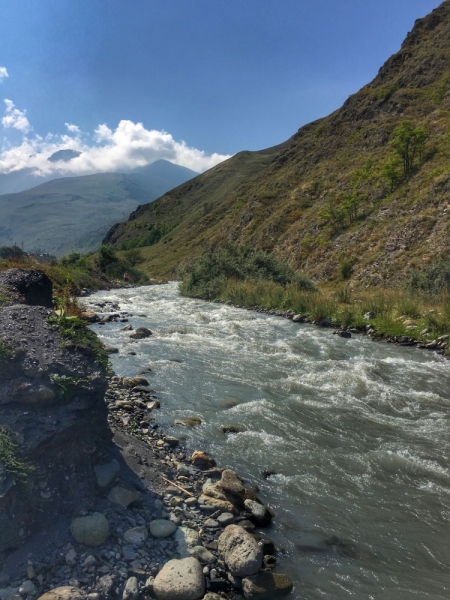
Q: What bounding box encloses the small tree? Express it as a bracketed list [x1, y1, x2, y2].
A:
[380, 156, 403, 193]
[98, 245, 118, 272]
[390, 121, 427, 179]
[124, 248, 143, 267]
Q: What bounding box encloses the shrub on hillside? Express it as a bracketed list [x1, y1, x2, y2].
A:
[179, 244, 315, 299]
[406, 255, 450, 296]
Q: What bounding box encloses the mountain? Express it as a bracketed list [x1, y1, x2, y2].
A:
[0, 160, 198, 256]
[104, 1, 450, 285]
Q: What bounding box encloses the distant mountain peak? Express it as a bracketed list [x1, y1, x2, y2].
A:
[48, 149, 81, 163]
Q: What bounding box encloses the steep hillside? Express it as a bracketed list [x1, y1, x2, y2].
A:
[105, 1, 450, 285]
[0, 160, 197, 256]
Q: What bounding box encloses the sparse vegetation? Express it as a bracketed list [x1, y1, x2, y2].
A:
[0, 426, 34, 482]
[48, 314, 110, 374]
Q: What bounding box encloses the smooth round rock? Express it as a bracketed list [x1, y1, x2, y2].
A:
[150, 519, 177, 538]
[70, 513, 109, 546]
[153, 557, 205, 600]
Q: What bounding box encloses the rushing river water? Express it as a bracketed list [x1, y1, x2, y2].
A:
[87, 283, 450, 599]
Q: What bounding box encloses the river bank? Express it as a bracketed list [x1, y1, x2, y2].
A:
[0, 292, 291, 600]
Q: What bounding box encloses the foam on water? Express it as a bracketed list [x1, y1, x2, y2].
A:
[86, 283, 450, 599]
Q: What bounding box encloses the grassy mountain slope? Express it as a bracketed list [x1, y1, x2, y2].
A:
[105, 1, 450, 285]
[0, 160, 197, 256]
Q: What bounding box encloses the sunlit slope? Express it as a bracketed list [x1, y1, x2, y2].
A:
[105, 1, 450, 284]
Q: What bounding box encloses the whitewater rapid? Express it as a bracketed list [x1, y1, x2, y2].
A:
[86, 283, 450, 600]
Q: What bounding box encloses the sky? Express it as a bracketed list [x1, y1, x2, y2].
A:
[0, 0, 442, 177]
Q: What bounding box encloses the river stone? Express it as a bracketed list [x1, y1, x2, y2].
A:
[123, 525, 148, 546]
[174, 417, 202, 427]
[107, 486, 141, 508]
[174, 527, 200, 557]
[19, 581, 36, 596]
[164, 436, 180, 447]
[150, 520, 177, 538]
[218, 525, 263, 577]
[153, 557, 205, 600]
[220, 469, 244, 496]
[122, 577, 139, 600]
[122, 545, 136, 561]
[217, 512, 234, 525]
[244, 499, 272, 526]
[131, 376, 149, 386]
[70, 513, 109, 546]
[37, 587, 88, 600]
[104, 346, 119, 354]
[242, 572, 293, 599]
[189, 546, 215, 564]
[94, 459, 120, 488]
[191, 451, 216, 467]
[199, 495, 237, 514]
[129, 327, 152, 340]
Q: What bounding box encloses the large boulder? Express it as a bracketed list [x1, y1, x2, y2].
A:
[153, 557, 205, 600]
[218, 525, 263, 577]
[0, 269, 53, 308]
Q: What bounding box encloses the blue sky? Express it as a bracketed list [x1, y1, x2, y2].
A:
[0, 0, 441, 175]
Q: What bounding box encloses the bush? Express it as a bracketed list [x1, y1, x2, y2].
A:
[179, 244, 315, 299]
[340, 259, 354, 280]
[406, 255, 450, 296]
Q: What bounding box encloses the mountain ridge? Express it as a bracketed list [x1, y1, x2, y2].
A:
[104, 0, 450, 285]
[0, 160, 198, 256]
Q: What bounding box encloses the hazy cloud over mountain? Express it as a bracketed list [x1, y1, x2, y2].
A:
[0, 94, 231, 176]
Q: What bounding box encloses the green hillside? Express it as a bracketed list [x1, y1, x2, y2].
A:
[0, 160, 197, 256]
[105, 1, 450, 287]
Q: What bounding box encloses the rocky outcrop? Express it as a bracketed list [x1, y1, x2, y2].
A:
[0, 269, 53, 308]
[0, 269, 110, 552]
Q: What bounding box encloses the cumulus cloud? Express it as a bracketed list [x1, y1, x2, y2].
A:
[0, 112, 231, 176]
[64, 122, 80, 133]
[0, 67, 8, 82]
[2, 99, 32, 133]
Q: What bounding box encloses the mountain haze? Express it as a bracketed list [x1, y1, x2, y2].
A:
[105, 1, 450, 285]
[0, 160, 198, 256]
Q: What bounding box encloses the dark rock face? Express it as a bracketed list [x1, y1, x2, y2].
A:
[0, 270, 110, 552]
[0, 269, 53, 308]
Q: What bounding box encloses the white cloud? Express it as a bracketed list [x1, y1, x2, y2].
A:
[0, 67, 8, 82]
[0, 115, 231, 176]
[64, 122, 80, 133]
[2, 99, 32, 133]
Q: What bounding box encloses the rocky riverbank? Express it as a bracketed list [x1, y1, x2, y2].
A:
[0, 272, 294, 600]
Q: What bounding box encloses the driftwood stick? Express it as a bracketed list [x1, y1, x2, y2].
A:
[160, 475, 194, 497]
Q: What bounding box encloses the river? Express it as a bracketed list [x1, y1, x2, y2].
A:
[86, 283, 450, 599]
